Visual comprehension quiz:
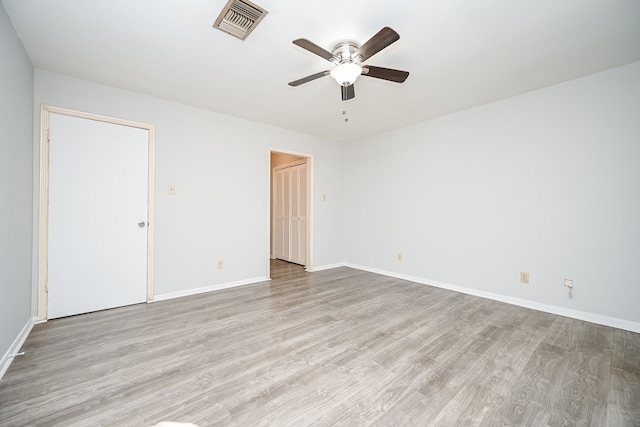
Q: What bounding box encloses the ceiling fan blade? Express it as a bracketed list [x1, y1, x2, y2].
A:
[362, 66, 409, 83]
[354, 27, 400, 62]
[292, 39, 339, 63]
[288, 71, 330, 87]
[341, 84, 355, 101]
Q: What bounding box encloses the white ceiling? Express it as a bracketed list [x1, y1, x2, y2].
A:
[3, 0, 640, 142]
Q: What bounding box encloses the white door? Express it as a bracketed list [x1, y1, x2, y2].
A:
[274, 168, 290, 260]
[47, 113, 149, 319]
[273, 162, 306, 265]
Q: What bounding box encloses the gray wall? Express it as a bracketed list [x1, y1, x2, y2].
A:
[0, 3, 34, 361]
[345, 61, 640, 330]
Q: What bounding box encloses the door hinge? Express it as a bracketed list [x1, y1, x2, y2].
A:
[45, 282, 48, 293]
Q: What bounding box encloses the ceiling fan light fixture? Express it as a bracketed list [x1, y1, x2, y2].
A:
[330, 63, 362, 86]
[289, 27, 408, 101]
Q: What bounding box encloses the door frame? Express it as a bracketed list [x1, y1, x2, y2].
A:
[37, 105, 156, 320]
[267, 148, 313, 278]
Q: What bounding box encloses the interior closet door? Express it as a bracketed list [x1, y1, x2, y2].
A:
[47, 113, 149, 319]
[273, 162, 306, 265]
[274, 168, 290, 260]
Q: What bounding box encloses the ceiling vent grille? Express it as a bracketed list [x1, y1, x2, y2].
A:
[213, 0, 268, 40]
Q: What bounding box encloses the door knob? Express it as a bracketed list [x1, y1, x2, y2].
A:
[138, 221, 146, 228]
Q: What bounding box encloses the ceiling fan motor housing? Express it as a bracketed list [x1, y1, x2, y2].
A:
[332, 41, 361, 63]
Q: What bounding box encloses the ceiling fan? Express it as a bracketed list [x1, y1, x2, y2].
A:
[288, 27, 409, 101]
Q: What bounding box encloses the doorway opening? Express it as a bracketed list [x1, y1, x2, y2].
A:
[268, 149, 313, 279]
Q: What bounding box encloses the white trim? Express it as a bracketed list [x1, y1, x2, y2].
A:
[37, 106, 50, 320]
[146, 125, 156, 301]
[345, 263, 640, 334]
[306, 262, 346, 272]
[152, 276, 269, 302]
[37, 105, 156, 318]
[267, 151, 272, 278]
[0, 317, 36, 380]
[307, 158, 314, 272]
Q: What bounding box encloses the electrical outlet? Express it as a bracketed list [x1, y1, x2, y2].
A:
[217, 260, 224, 269]
[564, 278, 574, 298]
[520, 272, 530, 283]
[397, 253, 402, 261]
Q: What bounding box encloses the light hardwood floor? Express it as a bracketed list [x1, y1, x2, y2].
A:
[1, 260, 639, 426]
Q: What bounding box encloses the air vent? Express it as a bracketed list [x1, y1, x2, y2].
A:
[213, 0, 268, 40]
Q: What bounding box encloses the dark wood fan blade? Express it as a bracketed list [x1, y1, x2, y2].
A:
[354, 27, 400, 62]
[341, 84, 355, 101]
[288, 71, 330, 87]
[293, 39, 338, 63]
[362, 66, 409, 83]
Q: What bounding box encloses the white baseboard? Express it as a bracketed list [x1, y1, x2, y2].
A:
[306, 262, 346, 272]
[152, 276, 269, 302]
[345, 263, 640, 334]
[1, 316, 36, 380]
